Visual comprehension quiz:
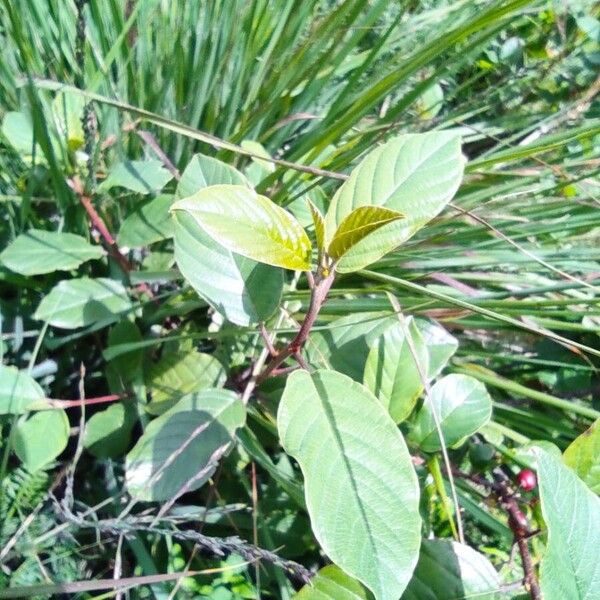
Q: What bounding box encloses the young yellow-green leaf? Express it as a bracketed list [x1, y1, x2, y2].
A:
[409, 374, 492, 453]
[171, 185, 312, 271]
[0, 229, 104, 276]
[363, 318, 428, 424]
[328, 206, 404, 263]
[325, 132, 464, 272]
[126, 389, 245, 501]
[308, 198, 327, 252]
[534, 447, 600, 599]
[0, 365, 48, 414]
[278, 369, 421, 600]
[173, 212, 283, 326]
[563, 419, 600, 495]
[13, 409, 69, 471]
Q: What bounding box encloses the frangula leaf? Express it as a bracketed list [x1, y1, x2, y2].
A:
[13, 409, 70, 472]
[403, 539, 503, 600]
[534, 447, 600, 599]
[117, 194, 174, 248]
[99, 160, 173, 194]
[363, 318, 428, 424]
[171, 184, 312, 271]
[126, 389, 246, 502]
[306, 312, 398, 380]
[0, 229, 104, 276]
[278, 369, 421, 600]
[413, 318, 458, 379]
[176, 153, 249, 198]
[308, 198, 327, 252]
[328, 205, 404, 264]
[84, 402, 138, 459]
[33, 277, 132, 329]
[325, 132, 465, 272]
[145, 349, 226, 415]
[0, 365, 48, 414]
[293, 565, 372, 600]
[409, 374, 492, 452]
[173, 212, 283, 326]
[563, 418, 600, 495]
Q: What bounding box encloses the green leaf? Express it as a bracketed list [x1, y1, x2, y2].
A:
[13, 409, 69, 471]
[126, 389, 246, 501]
[106, 321, 144, 386]
[306, 312, 398, 381]
[173, 212, 283, 326]
[534, 447, 600, 600]
[117, 194, 174, 248]
[1, 111, 38, 157]
[293, 565, 373, 600]
[171, 184, 312, 271]
[308, 199, 327, 252]
[363, 318, 428, 424]
[33, 277, 132, 329]
[325, 132, 464, 272]
[0, 229, 104, 276]
[414, 319, 458, 379]
[0, 365, 48, 414]
[402, 539, 503, 600]
[278, 369, 421, 600]
[177, 154, 249, 198]
[241, 139, 275, 185]
[328, 206, 404, 265]
[146, 349, 226, 415]
[52, 91, 85, 150]
[84, 402, 138, 459]
[409, 374, 492, 453]
[563, 418, 600, 494]
[98, 160, 173, 194]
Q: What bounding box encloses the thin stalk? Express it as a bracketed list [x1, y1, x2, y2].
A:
[387, 293, 464, 544]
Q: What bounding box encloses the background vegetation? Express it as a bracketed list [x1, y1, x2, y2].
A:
[0, 0, 599, 598]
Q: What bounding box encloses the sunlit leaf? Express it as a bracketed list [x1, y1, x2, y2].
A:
[325, 132, 464, 272]
[534, 447, 600, 599]
[563, 418, 600, 494]
[278, 369, 421, 600]
[308, 198, 327, 252]
[363, 318, 428, 423]
[171, 185, 312, 271]
[177, 154, 249, 198]
[173, 212, 283, 326]
[328, 205, 404, 265]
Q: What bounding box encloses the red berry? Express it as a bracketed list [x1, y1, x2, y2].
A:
[516, 469, 537, 492]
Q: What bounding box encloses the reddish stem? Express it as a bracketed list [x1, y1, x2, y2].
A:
[47, 394, 125, 409]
